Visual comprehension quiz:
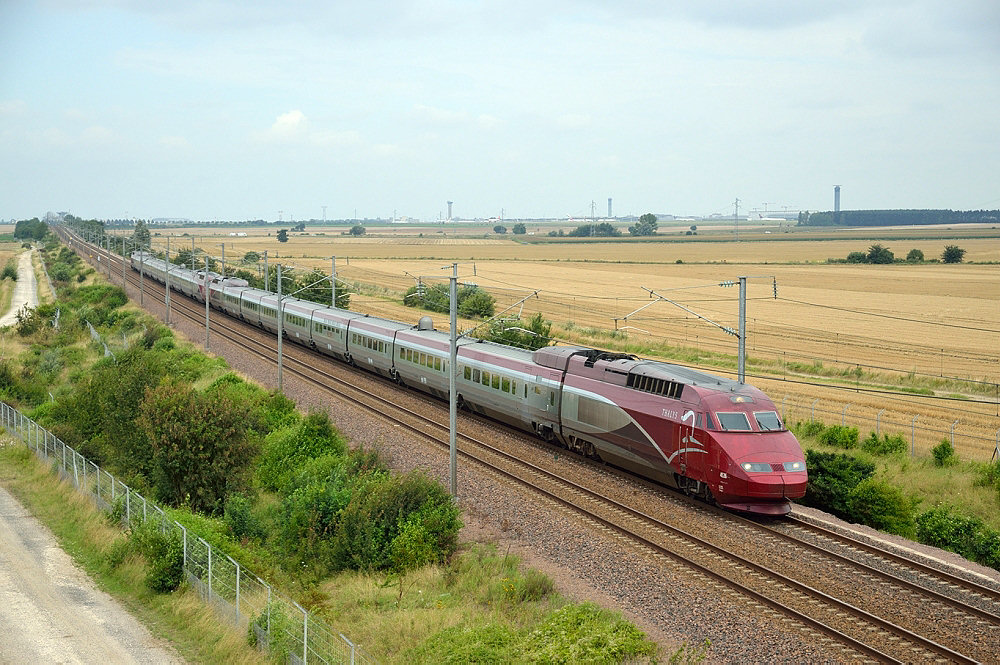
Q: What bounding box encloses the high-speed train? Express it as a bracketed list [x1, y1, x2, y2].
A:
[130, 251, 807, 515]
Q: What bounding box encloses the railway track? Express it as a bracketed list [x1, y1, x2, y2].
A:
[67, 232, 997, 663]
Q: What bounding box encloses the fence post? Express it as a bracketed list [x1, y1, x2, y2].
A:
[994, 429, 999, 463]
[811, 399, 819, 422]
[951, 419, 959, 450]
[294, 602, 308, 664]
[179, 523, 187, 568]
[911, 416, 918, 457]
[126, 487, 130, 524]
[842, 404, 850, 426]
[207, 540, 213, 598]
[876, 409, 885, 437]
[781, 396, 787, 423]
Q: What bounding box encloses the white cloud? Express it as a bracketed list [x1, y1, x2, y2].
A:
[269, 109, 307, 138]
[159, 135, 191, 150]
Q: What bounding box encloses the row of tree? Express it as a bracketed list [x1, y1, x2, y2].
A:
[799, 209, 1000, 227]
[843, 244, 966, 264]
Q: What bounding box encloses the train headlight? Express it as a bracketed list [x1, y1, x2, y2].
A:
[783, 461, 805, 472]
[741, 462, 771, 472]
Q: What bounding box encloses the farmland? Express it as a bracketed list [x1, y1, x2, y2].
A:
[129, 225, 1000, 459]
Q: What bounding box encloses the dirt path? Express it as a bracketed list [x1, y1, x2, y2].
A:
[0, 249, 39, 326]
[0, 484, 182, 663]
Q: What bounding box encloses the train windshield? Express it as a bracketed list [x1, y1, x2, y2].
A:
[715, 412, 752, 431]
[754, 411, 783, 431]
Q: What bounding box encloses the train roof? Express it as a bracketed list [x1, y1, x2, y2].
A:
[534, 345, 751, 395]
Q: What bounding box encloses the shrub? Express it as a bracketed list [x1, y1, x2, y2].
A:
[916, 507, 1000, 570]
[817, 424, 859, 449]
[862, 431, 907, 456]
[932, 439, 956, 466]
[800, 450, 875, 518]
[845, 479, 915, 536]
[129, 521, 184, 593]
[258, 411, 347, 491]
[906, 249, 924, 262]
[794, 420, 826, 438]
[520, 603, 658, 664]
[139, 381, 258, 514]
[330, 471, 461, 572]
[223, 494, 266, 543]
[2, 261, 17, 281]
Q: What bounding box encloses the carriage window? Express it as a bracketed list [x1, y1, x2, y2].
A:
[400, 347, 406, 359]
[492, 375, 501, 390]
[473, 369, 481, 382]
[716, 412, 752, 431]
[755, 411, 782, 431]
[501, 378, 510, 393]
[464, 366, 472, 380]
[481, 371, 490, 386]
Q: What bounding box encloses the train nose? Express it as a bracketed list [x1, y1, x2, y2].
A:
[745, 463, 807, 500]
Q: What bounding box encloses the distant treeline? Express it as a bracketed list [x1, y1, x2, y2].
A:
[798, 209, 1000, 227]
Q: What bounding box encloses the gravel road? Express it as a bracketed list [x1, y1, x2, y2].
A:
[0, 249, 39, 326]
[0, 482, 182, 664]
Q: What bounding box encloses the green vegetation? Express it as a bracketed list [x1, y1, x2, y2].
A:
[481, 312, 553, 351]
[512, 222, 526, 235]
[567, 222, 620, 237]
[403, 282, 496, 318]
[628, 213, 658, 237]
[795, 421, 1000, 568]
[14, 217, 49, 241]
[942, 244, 966, 263]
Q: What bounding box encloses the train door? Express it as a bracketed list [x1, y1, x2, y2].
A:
[679, 409, 695, 477]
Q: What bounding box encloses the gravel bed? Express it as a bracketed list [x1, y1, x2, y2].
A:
[117, 274, 991, 663]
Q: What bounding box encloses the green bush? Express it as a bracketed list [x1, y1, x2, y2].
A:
[128, 521, 184, 593]
[408, 623, 518, 664]
[258, 411, 347, 491]
[520, 603, 658, 664]
[140, 381, 258, 514]
[817, 425, 860, 449]
[223, 494, 266, 543]
[916, 507, 1000, 570]
[800, 450, 875, 518]
[862, 431, 907, 456]
[975, 461, 1000, 495]
[330, 471, 461, 572]
[2, 261, 17, 281]
[205, 373, 298, 435]
[932, 439, 956, 466]
[845, 479, 915, 536]
[793, 420, 826, 438]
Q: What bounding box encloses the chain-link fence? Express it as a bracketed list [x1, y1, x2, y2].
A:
[0, 402, 376, 665]
[778, 394, 1000, 462]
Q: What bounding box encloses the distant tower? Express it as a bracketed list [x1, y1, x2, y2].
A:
[608, 198, 613, 218]
[447, 201, 453, 221]
[834, 185, 841, 213]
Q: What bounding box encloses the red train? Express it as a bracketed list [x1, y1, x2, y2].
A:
[128, 250, 807, 515]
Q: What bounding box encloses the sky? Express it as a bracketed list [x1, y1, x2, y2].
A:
[2, 1, 999, 222]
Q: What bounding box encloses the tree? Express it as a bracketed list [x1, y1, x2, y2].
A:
[493, 225, 507, 234]
[689, 224, 698, 232]
[512, 223, 526, 235]
[292, 222, 306, 232]
[866, 244, 894, 264]
[594, 222, 621, 237]
[243, 251, 260, 263]
[628, 213, 658, 237]
[482, 312, 552, 350]
[846, 251, 867, 263]
[906, 249, 924, 262]
[941, 245, 966, 263]
[276, 229, 289, 243]
[13, 218, 48, 241]
[139, 382, 258, 515]
[132, 219, 151, 246]
[349, 224, 366, 236]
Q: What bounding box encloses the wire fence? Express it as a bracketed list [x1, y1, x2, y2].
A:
[778, 394, 1000, 462]
[0, 401, 376, 665]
